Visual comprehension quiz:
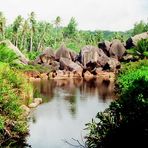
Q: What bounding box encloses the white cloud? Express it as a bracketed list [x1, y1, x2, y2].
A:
[0, 0, 147, 31]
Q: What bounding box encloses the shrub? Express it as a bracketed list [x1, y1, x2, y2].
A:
[26, 51, 41, 60]
[85, 60, 148, 148]
[0, 44, 18, 63]
[0, 62, 33, 146]
[136, 39, 148, 57]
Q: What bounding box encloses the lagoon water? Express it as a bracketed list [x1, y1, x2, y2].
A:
[27, 78, 114, 148]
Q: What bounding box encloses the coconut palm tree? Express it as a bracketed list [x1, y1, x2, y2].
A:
[12, 15, 23, 46]
[21, 19, 30, 50]
[0, 12, 6, 40]
[54, 16, 61, 28]
[29, 12, 36, 52]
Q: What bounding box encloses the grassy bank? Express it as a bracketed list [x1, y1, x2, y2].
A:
[85, 59, 148, 148]
[0, 44, 33, 146]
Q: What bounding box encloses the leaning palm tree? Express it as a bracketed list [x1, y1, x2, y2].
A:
[0, 12, 6, 40]
[37, 22, 49, 51]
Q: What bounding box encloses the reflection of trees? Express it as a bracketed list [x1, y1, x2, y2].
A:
[32, 78, 115, 117]
[33, 80, 56, 102]
[79, 78, 115, 101]
[98, 79, 115, 101]
[69, 95, 77, 118]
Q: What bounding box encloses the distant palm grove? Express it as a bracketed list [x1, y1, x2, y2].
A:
[0, 11, 148, 55]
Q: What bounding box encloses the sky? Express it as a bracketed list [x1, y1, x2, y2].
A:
[0, 0, 148, 31]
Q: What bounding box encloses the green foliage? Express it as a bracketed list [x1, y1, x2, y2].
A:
[85, 60, 148, 148]
[0, 116, 4, 130]
[0, 62, 33, 145]
[127, 39, 148, 59]
[63, 17, 77, 38]
[132, 20, 148, 36]
[136, 39, 148, 57]
[0, 44, 18, 63]
[0, 12, 129, 53]
[26, 51, 41, 60]
[0, 11, 6, 40]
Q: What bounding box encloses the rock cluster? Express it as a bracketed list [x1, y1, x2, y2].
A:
[32, 40, 126, 80]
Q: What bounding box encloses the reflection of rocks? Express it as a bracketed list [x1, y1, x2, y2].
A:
[99, 79, 115, 100]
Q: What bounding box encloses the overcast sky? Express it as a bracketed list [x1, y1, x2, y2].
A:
[0, 0, 148, 31]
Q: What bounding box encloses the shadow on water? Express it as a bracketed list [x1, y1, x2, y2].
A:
[24, 78, 115, 148]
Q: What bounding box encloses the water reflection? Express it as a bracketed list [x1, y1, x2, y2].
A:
[27, 78, 115, 148]
[33, 78, 114, 102]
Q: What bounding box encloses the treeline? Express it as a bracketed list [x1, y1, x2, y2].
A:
[0, 11, 148, 53]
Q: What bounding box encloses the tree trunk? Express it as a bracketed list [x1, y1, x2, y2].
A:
[37, 25, 47, 51]
[30, 31, 33, 52]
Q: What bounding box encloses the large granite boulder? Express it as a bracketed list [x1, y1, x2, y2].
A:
[125, 32, 148, 49]
[109, 39, 126, 60]
[98, 41, 111, 57]
[60, 57, 83, 76]
[79, 46, 109, 69]
[55, 45, 72, 61]
[70, 51, 77, 61]
[34, 47, 55, 65]
[107, 58, 120, 72]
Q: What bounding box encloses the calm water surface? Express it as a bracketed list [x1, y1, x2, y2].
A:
[27, 78, 115, 148]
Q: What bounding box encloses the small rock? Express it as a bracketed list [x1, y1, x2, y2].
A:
[83, 71, 94, 79]
[21, 105, 31, 115]
[34, 98, 43, 104]
[40, 73, 48, 80]
[28, 102, 39, 108]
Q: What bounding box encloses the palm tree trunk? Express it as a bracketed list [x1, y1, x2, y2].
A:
[30, 31, 33, 52]
[37, 25, 47, 51]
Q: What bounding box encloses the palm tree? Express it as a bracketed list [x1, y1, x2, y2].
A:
[0, 12, 6, 40]
[21, 19, 29, 50]
[29, 12, 36, 52]
[37, 22, 49, 51]
[12, 15, 23, 46]
[54, 16, 61, 28]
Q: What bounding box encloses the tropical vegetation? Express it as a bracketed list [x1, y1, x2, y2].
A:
[85, 59, 148, 148]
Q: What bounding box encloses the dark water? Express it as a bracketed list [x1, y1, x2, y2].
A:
[27, 78, 115, 148]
